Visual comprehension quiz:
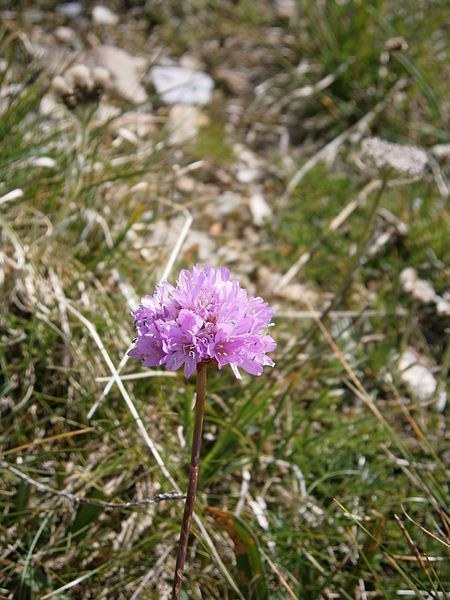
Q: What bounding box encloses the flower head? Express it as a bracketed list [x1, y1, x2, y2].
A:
[360, 137, 427, 177]
[129, 265, 276, 378]
[52, 64, 110, 110]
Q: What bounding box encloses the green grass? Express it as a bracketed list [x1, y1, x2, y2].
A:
[1, 2, 449, 599]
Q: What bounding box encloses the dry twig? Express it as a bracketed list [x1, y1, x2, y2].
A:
[2, 462, 185, 508]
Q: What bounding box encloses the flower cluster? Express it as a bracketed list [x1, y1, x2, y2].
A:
[361, 137, 427, 177]
[129, 265, 276, 378]
[52, 64, 110, 110]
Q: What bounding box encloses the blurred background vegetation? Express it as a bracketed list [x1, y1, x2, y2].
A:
[0, 1, 448, 598]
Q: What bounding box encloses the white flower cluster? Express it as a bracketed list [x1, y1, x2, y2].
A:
[52, 64, 110, 110]
[361, 137, 427, 176]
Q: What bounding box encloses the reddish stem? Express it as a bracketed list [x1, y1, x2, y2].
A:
[172, 362, 207, 599]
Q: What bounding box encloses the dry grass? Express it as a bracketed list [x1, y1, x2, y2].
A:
[1, 2, 449, 599]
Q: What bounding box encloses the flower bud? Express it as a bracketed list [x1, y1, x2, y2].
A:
[93, 66, 110, 89]
[51, 75, 72, 97]
[67, 64, 93, 90]
[361, 137, 427, 177]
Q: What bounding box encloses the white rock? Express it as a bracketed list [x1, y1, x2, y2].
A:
[168, 104, 208, 145]
[400, 267, 436, 303]
[85, 46, 147, 104]
[217, 192, 243, 216]
[398, 348, 446, 411]
[249, 191, 272, 226]
[92, 5, 119, 25]
[400, 267, 449, 314]
[215, 67, 249, 94]
[150, 66, 214, 105]
[56, 2, 82, 17]
[54, 26, 75, 44]
[436, 296, 450, 317]
[234, 144, 263, 183]
[398, 350, 436, 398]
[176, 176, 196, 194]
[95, 102, 121, 124]
[108, 111, 156, 138]
[275, 0, 297, 18]
[40, 93, 64, 118]
[236, 167, 258, 184]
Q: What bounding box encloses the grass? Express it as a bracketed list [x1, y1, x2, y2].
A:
[1, 1, 449, 599]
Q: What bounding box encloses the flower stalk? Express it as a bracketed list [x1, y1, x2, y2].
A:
[172, 361, 208, 599]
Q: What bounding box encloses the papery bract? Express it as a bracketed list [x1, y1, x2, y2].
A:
[129, 265, 276, 378]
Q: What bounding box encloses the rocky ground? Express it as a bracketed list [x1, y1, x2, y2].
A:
[0, 2, 449, 599]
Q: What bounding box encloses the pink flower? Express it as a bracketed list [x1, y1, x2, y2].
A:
[129, 265, 276, 378]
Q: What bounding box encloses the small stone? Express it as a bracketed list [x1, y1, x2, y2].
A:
[436, 297, 450, 316]
[54, 26, 75, 45]
[217, 192, 243, 216]
[236, 167, 258, 184]
[400, 267, 436, 304]
[176, 176, 196, 194]
[111, 112, 155, 138]
[95, 102, 121, 124]
[92, 5, 119, 25]
[249, 191, 272, 226]
[150, 65, 214, 105]
[40, 93, 63, 117]
[168, 104, 208, 145]
[234, 144, 263, 183]
[400, 267, 450, 315]
[215, 68, 249, 95]
[56, 2, 83, 17]
[209, 222, 223, 236]
[274, 0, 297, 19]
[398, 348, 446, 411]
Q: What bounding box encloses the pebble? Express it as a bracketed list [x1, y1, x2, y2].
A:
[215, 68, 249, 95]
[400, 267, 450, 315]
[216, 192, 243, 216]
[54, 26, 75, 45]
[249, 191, 272, 226]
[150, 65, 214, 105]
[398, 348, 447, 412]
[176, 176, 196, 194]
[92, 5, 119, 25]
[56, 2, 83, 17]
[168, 104, 208, 145]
